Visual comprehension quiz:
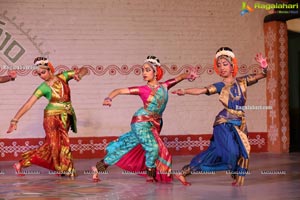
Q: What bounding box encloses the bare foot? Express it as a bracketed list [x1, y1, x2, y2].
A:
[174, 174, 191, 186]
[146, 176, 157, 183]
[91, 166, 100, 182]
[13, 162, 25, 176]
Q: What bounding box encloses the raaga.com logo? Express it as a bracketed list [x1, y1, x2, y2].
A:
[241, 2, 299, 16]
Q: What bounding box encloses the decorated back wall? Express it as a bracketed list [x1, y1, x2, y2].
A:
[0, 0, 268, 160]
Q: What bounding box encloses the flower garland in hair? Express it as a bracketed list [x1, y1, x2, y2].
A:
[215, 50, 235, 60]
[144, 58, 160, 67]
[155, 66, 163, 81]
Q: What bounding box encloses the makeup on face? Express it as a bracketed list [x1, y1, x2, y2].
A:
[142, 63, 155, 73]
[217, 61, 230, 68]
[142, 64, 156, 82]
[37, 70, 46, 76]
[37, 69, 48, 76]
[142, 66, 153, 73]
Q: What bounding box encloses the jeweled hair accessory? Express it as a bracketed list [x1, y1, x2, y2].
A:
[34, 57, 49, 66]
[215, 47, 235, 59]
[33, 56, 55, 73]
[144, 55, 161, 67]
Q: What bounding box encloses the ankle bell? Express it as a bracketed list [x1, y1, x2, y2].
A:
[146, 167, 156, 178]
[96, 160, 108, 172]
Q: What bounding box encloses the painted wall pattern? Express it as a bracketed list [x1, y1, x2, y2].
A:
[264, 21, 290, 153]
[1, 133, 267, 161]
[0, 0, 277, 159]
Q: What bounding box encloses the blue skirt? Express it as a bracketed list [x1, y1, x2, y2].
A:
[189, 123, 247, 172]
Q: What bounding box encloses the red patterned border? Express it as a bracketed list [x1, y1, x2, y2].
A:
[0, 132, 267, 161]
[0, 64, 262, 76]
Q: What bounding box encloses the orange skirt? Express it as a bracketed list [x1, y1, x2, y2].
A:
[20, 114, 75, 176]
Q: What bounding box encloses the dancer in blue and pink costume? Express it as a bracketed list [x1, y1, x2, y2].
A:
[172, 47, 268, 186]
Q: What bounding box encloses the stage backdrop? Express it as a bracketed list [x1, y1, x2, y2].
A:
[0, 0, 268, 160]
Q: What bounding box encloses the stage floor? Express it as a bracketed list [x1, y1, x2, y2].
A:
[0, 153, 299, 200]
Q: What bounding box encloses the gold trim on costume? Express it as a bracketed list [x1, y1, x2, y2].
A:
[233, 156, 250, 186]
[129, 87, 139, 95]
[245, 74, 258, 86]
[234, 126, 251, 155]
[205, 85, 217, 95]
[45, 102, 73, 115]
[225, 107, 244, 118]
[236, 78, 247, 101]
[219, 84, 231, 107]
[49, 80, 64, 101]
[44, 102, 77, 133]
[213, 116, 228, 127]
[34, 90, 44, 99]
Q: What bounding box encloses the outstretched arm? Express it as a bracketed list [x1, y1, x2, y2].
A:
[73, 67, 88, 81]
[7, 95, 39, 133]
[172, 87, 208, 96]
[0, 75, 13, 83]
[102, 88, 131, 107]
[0, 70, 17, 83]
[252, 72, 266, 81]
[164, 68, 198, 89]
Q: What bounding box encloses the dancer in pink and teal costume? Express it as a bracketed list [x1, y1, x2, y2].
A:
[92, 56, 198, 183]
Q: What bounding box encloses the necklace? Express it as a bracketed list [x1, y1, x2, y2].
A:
[147, 83, 159, 89]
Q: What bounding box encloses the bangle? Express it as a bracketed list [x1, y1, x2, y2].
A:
[5, 75, 15, 81]
[262, 67, 268, 75]
[10, 119, 18, 124]
[104, 97, 112, 102]
[9, 76, 15, 81]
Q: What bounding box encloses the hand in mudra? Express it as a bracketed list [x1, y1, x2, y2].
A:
[255, 53, 268, 69]
[171, 89, 185, 96]
[187, 67, 199, 82]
